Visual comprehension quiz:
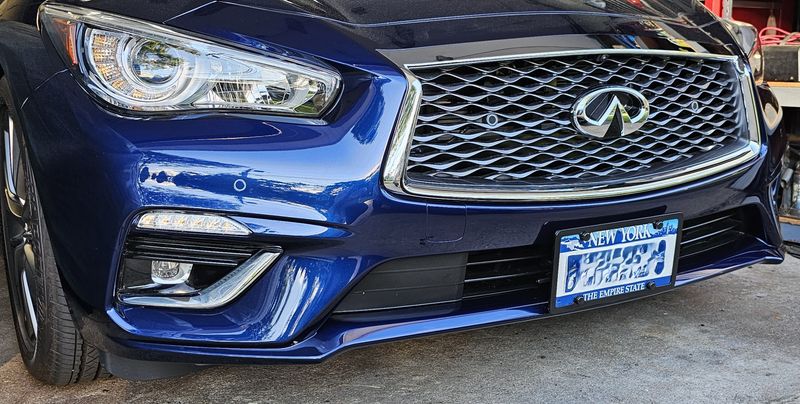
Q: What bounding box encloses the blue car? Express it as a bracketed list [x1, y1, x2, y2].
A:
[0, 0, 786, 384]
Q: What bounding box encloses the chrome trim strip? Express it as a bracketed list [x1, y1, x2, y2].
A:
[382, 49, 761, 202]
[383, 71, 422, 195]
[120, 251, 281, 309]
[740, 68, 762, 149]
[404, 49, 738, 69]
[403, 146, 757, 202]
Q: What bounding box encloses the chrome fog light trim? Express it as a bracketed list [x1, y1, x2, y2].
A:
[136, 211, 251, 236]
[120, 251, 281, 309]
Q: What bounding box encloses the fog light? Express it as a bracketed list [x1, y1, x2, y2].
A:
[137, 212, 251, 235]
[151, 261, 193, 285]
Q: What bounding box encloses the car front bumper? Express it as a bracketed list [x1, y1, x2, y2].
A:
[17, 47, 785, 367]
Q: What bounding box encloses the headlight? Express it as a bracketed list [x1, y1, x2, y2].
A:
[721, 19, 764, 84]
[38, 4, 341, 116]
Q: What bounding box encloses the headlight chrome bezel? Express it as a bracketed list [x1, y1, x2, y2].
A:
[38, 3, 342, 117]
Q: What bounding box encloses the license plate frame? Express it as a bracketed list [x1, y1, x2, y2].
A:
[549, 214, 683, 314]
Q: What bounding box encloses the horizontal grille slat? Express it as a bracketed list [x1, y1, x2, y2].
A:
[124, 234, 262, 267]
[464, 271, 543, 284]
[405, 53, 748, 192]
[682, 213, 740, 243]
[464, 246, 551, 300]
[462, 285, 543, 300]
[683, 224, 740, 246]
[466, 255, 540, 266]
[682, 213, 736, 233]
[124, 254, 241, 267]
[128, 242, 254, 259]
[679, 210, 747, 259]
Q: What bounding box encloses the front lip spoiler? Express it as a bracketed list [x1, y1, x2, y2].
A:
[97, 243, 781, 365]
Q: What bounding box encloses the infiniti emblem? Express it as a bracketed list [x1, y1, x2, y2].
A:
[572, 87, 650, 139]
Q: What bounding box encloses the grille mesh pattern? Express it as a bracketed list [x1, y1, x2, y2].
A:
[405, 54, 746, 190]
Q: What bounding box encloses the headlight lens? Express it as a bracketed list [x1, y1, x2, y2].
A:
[84, 30, 195, 104]
[39, 4, 340, 115]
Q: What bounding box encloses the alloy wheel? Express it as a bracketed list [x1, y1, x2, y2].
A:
[1, 107, 37, 356]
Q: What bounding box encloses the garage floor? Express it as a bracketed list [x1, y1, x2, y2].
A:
[0, 258, 799, 403]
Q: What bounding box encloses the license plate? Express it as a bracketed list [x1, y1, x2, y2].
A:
[550, 214, 682, 313]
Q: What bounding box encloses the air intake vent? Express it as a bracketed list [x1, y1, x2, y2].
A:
[124, 234, 261, 267]
[464, 246, 551, 300]
[333, 208, 760, 316]
[680, 209, 747, 259]
[118, 232, 274, 299]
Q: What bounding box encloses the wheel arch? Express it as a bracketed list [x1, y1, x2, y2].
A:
[0, 21, 85, 300]
[0, 20, 66, 108]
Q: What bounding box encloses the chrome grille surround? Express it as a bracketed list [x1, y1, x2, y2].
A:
[383, 50, 761, 202]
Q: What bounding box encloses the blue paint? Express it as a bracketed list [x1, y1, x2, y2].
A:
[5, 1, 786, 365]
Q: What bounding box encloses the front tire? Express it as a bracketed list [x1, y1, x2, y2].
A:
[0, 77, 108, 384]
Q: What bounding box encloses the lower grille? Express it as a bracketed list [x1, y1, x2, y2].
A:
[334, 254, 466, 313]
[464, 246, 550, 300]
[334, 207, 758, 315]
[679, 209, 749, 262]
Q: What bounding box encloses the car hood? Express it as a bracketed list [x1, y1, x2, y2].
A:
[216, 0, 715, 25]
[58, 0, 715, 26]
[57, 0, 733, 80]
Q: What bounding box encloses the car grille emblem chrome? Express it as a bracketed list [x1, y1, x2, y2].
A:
[572, 87, 650, 139]
[484, 113, 500, 128]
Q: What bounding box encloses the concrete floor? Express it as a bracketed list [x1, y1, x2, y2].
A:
[0, 258, 799, 403]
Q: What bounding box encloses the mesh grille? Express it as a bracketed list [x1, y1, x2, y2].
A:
[404, 54, 748, 191]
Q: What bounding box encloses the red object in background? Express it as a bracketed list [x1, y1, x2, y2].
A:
[733, 6, 794, 32]
[704, 0, 725, 16]
[704, 0, 795, 32]
[760, 27, 800, 45]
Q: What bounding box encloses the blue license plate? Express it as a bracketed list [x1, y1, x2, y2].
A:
[551, 215, 682, 312]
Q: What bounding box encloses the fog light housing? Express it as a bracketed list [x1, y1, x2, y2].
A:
[117, 230, 281, 308]
[151, 261, 193, 285]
